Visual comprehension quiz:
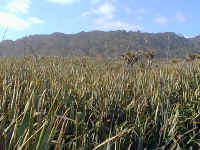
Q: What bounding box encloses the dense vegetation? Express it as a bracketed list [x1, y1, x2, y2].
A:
[1, 31, 200, 58]
[0, 56, 199, 150]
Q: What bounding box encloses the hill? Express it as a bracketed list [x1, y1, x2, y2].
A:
[0, 30, 199, 58]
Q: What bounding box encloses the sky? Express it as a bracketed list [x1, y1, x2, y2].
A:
[0, 0, 199, 40]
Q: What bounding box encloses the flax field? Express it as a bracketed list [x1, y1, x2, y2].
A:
[0, 56, 199, 150]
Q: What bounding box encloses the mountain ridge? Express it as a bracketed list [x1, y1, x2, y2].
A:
[0, 30, 200, 58]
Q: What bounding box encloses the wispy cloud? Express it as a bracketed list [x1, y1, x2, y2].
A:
[154, 12, 187, 25]
[0, 12, 44, 30]
[83, 1, 141, 31]
[7, 0, 30, 14]
[28, 17, 44, 24]
[175, 12, 186, 23]
[154, 16, 169, 24]
[136, 16, 143, 21]
[90, 0, 101, 5]
[82, 2, 116, 19]
[94, 18, 141, 31]
[46, 0, 79, 5]
[136, 8, 148, 15]
[123, 7, 132, 15]
[134, 8, 149, 21]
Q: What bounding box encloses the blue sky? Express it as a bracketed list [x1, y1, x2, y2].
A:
[0, 0, 199, 40]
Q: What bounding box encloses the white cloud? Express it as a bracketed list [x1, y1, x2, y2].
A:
[0, 12, 44, 30]
[28, 17, 44, 24]
[7, 0, 30, 14]
[96, 2, 116, 19]
[154, 12, 186, 25]
[46, 0, 79, 4]
[94, 18, 142, 31]
[83, 2, 141, 31]
[82, 2, 116, 19]
[175, 12, 186, 23]
[182, 34, 192, 38]
[154, 16, 169, 24]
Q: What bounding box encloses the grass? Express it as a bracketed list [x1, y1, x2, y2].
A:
[0, 56, 199, 150]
